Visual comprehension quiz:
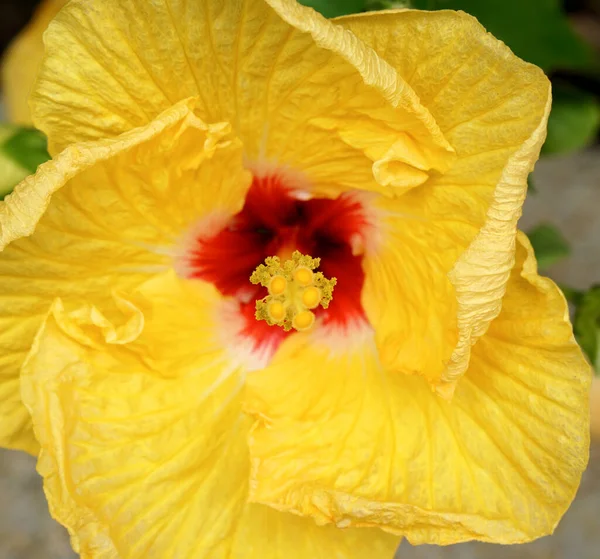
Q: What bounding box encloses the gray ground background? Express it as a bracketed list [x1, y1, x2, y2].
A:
[0, 148, 599, 558]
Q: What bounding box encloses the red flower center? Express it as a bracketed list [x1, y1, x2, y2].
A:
[179, 170, 372, 355]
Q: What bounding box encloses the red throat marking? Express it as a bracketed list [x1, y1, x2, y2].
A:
[181, 171, 371, 357]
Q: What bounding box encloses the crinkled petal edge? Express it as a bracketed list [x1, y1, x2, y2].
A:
[440, 88, 553, 397]
[0, 97, 201, 250]
[20, 298, 124, 558]
[264, 0, 454, 160]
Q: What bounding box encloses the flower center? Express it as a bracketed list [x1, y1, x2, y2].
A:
[250, 251, 337, 332]
[177, 167, 372, 356]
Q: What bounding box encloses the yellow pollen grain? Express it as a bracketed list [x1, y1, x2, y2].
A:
[294, 267, 313, 286]
[268, 301, 286, 322]
[269, 275, 287, 296]
[293, 310, 315, 331]
[302, 286, 321, 309]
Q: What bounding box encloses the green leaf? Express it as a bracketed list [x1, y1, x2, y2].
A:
[559, 283, 583, 306]
[2, 127, 50, 174]
[527, 174, 536, 194]
[411, 0, 595, 72]
[298, 0, 366, 17]
[573, 285, 600, 374]
[365, 0, 412, 8]
[0, 126, 51, 200]
[0, 126, 28, 200]
[527, 223, 570, 270]
[542, 84, 600, 156]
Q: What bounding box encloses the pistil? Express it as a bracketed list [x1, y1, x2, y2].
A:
[250, 251, 336, 332]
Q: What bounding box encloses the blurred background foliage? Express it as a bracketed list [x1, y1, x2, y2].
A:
[1, 0, 600, 370]
[0, 0, 39, 53]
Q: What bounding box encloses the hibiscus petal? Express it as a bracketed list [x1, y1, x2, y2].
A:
[31, 0, 453, 196]
[21, 271, 400, 558]
[361, 195, 461, 386]
[0, 100, 249, 452]
[336, 10, 552, 393]
[245, 233, 590, 544]
[230, 504, 399, 559]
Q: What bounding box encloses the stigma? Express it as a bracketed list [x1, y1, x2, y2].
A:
[250, 251, 336, 332]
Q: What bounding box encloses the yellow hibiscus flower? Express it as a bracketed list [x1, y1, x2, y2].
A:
[0, 0, 591, 555]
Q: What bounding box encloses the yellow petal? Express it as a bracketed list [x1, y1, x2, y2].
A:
[245, 233, 590, 544]
[31, 0, 453, 196]
[0, 100, 249, 452]
[591, 378, 600, 440]
[232, 505, 399, 559]
[1, 0, 68, 124]
[22, 271, 400, 558]
[336, 10, 551, 392]
[362, 195, 460, 385]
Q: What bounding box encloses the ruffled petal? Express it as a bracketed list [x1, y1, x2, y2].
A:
[31, 0, 453, 196]
[0, 0, 68, 124]
[245, 233, 590, 544]
[22, 271, 400, 559]
[0, 100, 249, 451]
[336, 10, 551, 393]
